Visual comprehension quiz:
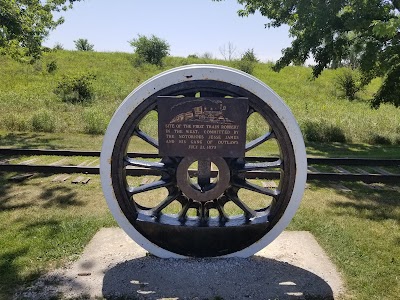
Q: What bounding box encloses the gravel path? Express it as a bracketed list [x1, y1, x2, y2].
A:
[15, 228, 344, 300]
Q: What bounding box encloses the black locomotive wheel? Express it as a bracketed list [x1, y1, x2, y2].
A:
[101, 65, 306, 258]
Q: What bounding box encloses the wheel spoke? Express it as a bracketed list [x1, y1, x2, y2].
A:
[128, 179, 172, 196]
[245, 131, 275, 152]
[225, 189, 257, 219]
[125, 156, 166, 171]
[232, 178, 279, 197]
[239, 159, 282, 172]
[134, 127, 159, 149]
[214, 198, 229, 222]
[151, 188, 180, 216]
[200, 203, 209, 220]
[247, 107, 255, 118]
[178, 198, 193, 221]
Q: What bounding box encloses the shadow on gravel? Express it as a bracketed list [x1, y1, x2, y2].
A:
[102, 256, 334, 300]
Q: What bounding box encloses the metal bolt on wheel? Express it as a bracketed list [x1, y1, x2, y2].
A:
[101, 65, 307, 258]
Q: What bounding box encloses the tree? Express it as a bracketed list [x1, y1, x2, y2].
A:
[53, 43, 64, 51]
[215, 0, 400, 107]
[129, 34, 170, 66]
[74, 38, 94, 51]
[234, 48, 258, 74]
[241, 48, 258, 62]
[219, 41, 237, 60]
[0, 0, 81, 61]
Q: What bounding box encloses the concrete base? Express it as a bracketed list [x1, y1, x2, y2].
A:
[15, 228, 345, 299]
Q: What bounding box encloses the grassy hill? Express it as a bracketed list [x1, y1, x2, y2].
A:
[0, 50, 399, 145]
[0, 51, 399, 299]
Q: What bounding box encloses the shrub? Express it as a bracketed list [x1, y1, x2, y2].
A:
[368, 134, 392, 145]
[31, 110, 56, 132]
[54, 73, 96, 104]
[130, 53, 146, 68]
[301, 119, 346, 143]
[234, 48, 259, 74]
[235, 59, 255, 74]
[74, 38, 94, 51]
[53, 43, 64, 51]
[201, 52, 213, 60]
[46, 60, 57, 73]
[129, 34, 169, 66]
[241, 48, 259, 63]
[334, 69, 363, 100]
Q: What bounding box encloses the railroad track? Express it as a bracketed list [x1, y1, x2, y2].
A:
[0, 148, 399, 184]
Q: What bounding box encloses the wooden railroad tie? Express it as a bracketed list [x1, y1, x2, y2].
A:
[52, 174, 71, 182]
[140, 176, 158, 185]
[71, 176, 91, 184]
[333, 166, 351, 174]
[262, 181, 277, 189]
[331, 183, 352, 192]
[307, 166, 319, 173]
[8, 173, 35, 182]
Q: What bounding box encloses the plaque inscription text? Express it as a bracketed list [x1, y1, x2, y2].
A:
[158, 97, 248, 157]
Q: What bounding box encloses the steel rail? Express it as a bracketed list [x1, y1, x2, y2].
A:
[1, 163, 399, 184]
[1, 148, 399, 183]
[0, 148, 155, 159]
[1, 148, 400, 166]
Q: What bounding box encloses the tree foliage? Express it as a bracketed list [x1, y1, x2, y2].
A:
[129, 34, 170, 66]
[234, 48, 258, 74]
[74, 38, 94, 51]
[335, 68, 363, 100]
[241, 48, 258, 62]
[216, 0, 400, 107]
[0, 0, 81, 61]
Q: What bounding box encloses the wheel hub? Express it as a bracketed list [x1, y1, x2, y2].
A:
[176, 156, 230, 202]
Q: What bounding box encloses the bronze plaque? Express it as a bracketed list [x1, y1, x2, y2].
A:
[158, 97, 248, 157]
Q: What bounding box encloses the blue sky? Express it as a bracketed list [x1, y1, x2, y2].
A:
[44, 0, 292, 62]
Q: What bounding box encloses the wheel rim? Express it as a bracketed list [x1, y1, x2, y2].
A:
[101, 65, 307, 258]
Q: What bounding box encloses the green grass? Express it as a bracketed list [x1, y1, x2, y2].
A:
[306, 142, 400, 158]
[289, 181, 400, 299]
[251, 65, 400, 145]
[0, 172, 115, 299]
[0, 131, 104, 150]
[2, 130, 400, 159]
[0, 51, 399, 299]
[0, 51, 399, 144]
[0, 132, 399, 299]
